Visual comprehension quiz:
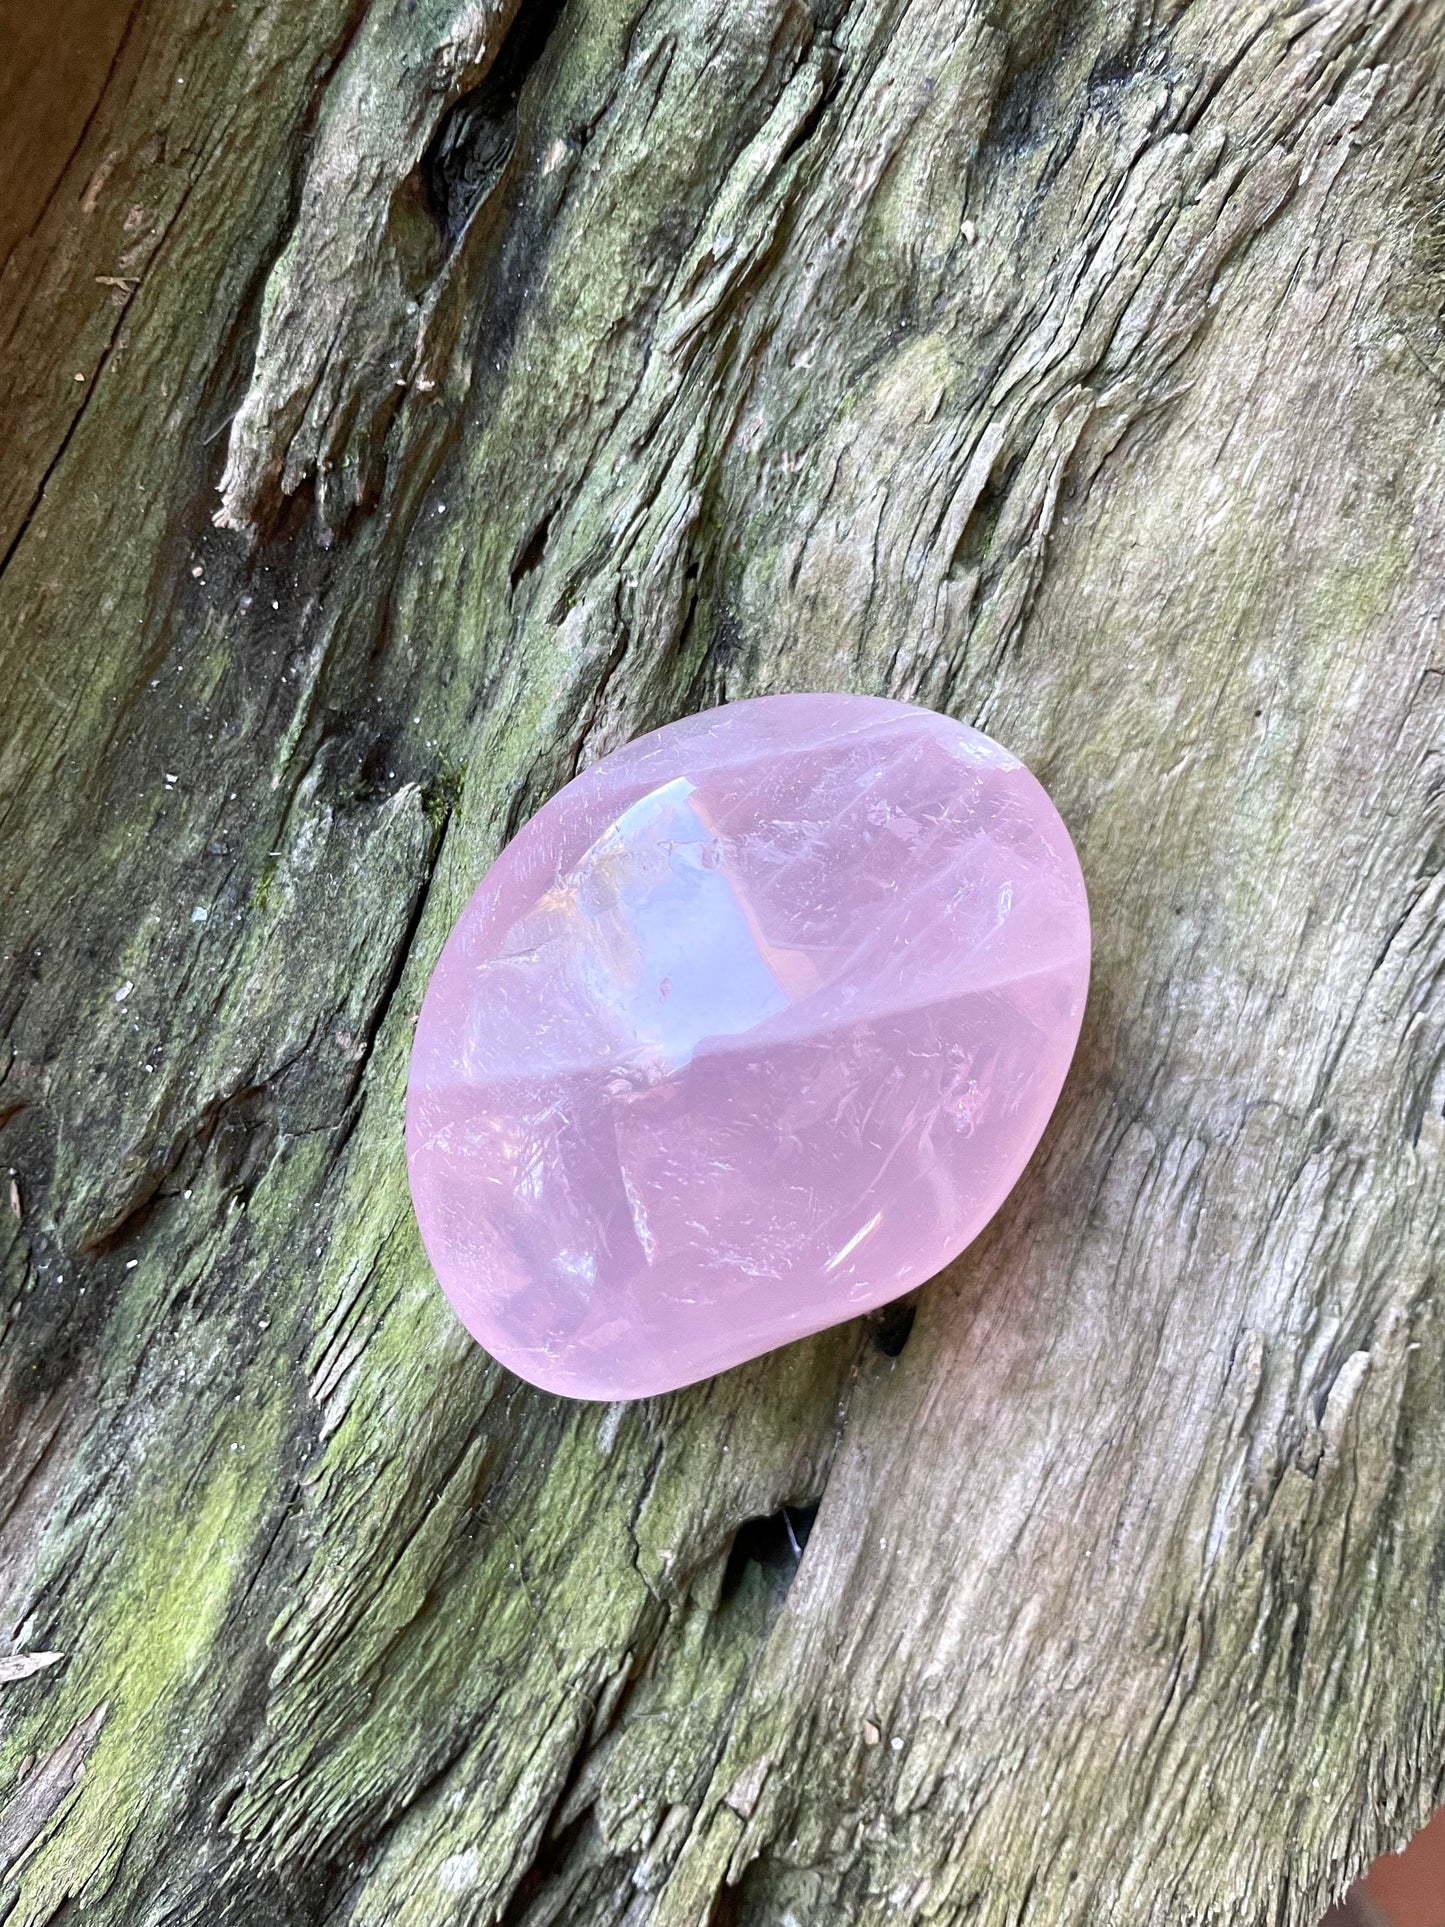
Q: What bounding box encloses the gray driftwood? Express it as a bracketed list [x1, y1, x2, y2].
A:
[1, 0, 1443, 1921]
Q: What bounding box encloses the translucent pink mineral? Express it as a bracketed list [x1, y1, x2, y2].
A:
[406, 694, 1089, 1399]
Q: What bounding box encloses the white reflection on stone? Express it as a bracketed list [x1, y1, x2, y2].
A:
[466, 778, 816, 1079]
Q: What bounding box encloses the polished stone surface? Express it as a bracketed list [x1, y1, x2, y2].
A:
[406, 694, 1090, 1399]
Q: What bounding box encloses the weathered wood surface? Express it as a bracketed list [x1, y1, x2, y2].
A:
[1, 0, 1443, 1922]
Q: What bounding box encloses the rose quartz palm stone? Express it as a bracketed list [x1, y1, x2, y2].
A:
[406, 693, 1089, 1400]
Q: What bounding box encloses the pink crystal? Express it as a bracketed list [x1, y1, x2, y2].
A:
[406, 694, 1089, 1399]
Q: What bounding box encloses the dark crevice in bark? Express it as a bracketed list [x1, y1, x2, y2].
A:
[492, 1808, 616, 1927]
[776, 44, 844, 170]
[509, 503, 556, 590]
[948, 454, 1017, 587]
[721, 1503, 819, 1603]
[0, 350, 108, 590]
[423, 0, 575, 247]
[868, 1297, 917, 1359]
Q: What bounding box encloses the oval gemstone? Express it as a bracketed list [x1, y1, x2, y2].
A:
[406, 694, 1089, 1399]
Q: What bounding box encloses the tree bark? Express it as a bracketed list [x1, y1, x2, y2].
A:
[1, 0, 1442, 1922]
